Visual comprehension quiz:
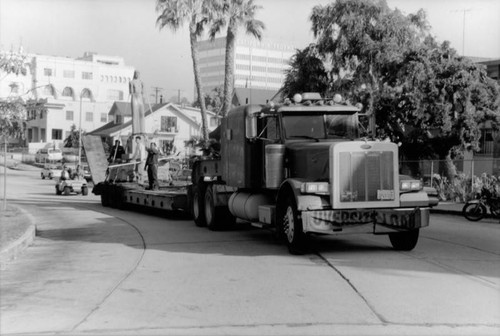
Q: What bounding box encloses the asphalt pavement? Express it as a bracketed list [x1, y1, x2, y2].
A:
[0, 160, 467, 268]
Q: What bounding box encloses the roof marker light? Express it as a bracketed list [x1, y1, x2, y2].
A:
[293, 93, 302, 103]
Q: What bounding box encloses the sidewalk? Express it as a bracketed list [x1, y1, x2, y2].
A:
[0, 163, 38, 269]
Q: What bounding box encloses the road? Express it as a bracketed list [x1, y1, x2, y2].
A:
[1, 168, 499, 336]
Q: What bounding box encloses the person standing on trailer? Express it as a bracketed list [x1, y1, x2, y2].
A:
[130, 135, 146, 185]
[145, 141, 160, 190]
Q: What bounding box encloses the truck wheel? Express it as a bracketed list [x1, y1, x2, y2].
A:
[64, 186, 71, 195]
[192, 183, 207, 227]
[101, 190, 110, 207]
[81, 186, 88, 196]
[204, 184, 235, 231]
[278, 195, 308, 255]
[389, 229, 419, 251]
[41, 173, 45, 179]
[55, 186, 62, 195]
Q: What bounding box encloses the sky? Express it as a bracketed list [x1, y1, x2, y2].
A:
[1, 0, 499, 102]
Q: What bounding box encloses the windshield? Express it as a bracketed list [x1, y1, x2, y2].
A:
[282, 113, 358, 140]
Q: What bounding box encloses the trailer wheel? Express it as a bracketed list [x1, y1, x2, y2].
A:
[55, 185, 62, 195]
[204, 184, 234, 231]
[64, 186, 71, 196]
[389, 229, 419, 251]
[192, 183, 207, 227]
[41, 173, 45, 179]
[81, 186, 88, 196]
[277, 195, 308, 255]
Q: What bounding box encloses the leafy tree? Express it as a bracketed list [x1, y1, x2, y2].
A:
[208, 0, 265, 117]
[310, 0, 429, 134]
[192, 85, 224, 114]
[282, 44, 329, 99]
[63, 124, 81, 148]
[156, 0, 214, 141]
[281, 0, 500, 179]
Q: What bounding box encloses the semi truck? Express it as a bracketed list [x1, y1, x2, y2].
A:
[93, 92, 438, 254]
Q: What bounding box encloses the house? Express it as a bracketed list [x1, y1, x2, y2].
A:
[90, 102, 219, 157]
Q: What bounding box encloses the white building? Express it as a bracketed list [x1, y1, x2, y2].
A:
[197, 37, 296, 105]
[91, 102, 219, 157]
[0, 50, 135, 150]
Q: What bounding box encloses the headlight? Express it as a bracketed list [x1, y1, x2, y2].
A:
[301, 182, 330, 195]
[400, 180, 422, 192]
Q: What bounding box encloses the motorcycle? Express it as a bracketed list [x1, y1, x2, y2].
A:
[462, 187, 500, 221]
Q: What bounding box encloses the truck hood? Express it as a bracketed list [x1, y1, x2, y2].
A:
[286, 142, 332, 181]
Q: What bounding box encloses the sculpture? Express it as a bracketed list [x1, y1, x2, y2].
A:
[129, 70, 145, 135]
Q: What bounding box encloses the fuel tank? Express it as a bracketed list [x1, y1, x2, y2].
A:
[228, 192, 273, 222]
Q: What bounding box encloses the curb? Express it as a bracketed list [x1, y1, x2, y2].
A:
[0, 206, 36, 269]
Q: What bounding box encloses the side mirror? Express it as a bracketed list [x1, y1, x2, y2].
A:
[245, 114, 257, 139]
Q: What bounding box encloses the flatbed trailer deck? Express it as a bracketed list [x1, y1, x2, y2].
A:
[94, 182, 189, 212]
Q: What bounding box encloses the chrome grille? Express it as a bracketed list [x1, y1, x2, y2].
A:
[338, 151, 394, 202]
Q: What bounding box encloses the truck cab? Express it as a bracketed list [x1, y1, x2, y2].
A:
[191, 93, 435, 254]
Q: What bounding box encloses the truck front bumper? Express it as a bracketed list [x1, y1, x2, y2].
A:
[302, 207, 430, 235]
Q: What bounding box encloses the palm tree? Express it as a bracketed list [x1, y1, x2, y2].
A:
[209, 0, 265, 117]
[156, 0, 212, 141]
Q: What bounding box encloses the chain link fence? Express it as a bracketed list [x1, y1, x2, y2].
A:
[401, 158, 500, 202]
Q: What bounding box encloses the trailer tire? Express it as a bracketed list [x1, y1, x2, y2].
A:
[389, 229, 419, 251]
[64, 186, 71, 195]
[277, 194, 308, 255]
[204, 184, 234, 231]
[81, 186, 88, 196]
[192, 183, 207, 227]
[55, 185, 62, 195]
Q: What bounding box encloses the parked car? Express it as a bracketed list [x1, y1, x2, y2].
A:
[35, 148, 63, 163]
[41, 164, 63, 179]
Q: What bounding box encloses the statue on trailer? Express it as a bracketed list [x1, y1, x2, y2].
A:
[129, 70, 145, 135]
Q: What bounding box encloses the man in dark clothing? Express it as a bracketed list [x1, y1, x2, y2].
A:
[108, 140, 125, 163]
[145, 142, 160, 190]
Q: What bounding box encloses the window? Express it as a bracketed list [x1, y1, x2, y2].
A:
[85, 112, 93, 122]
[115, 115, 122, 123]
[52, 129, 63, 140]
[209, 117, 218, 128]
[9, 82, 19, 94]
[43, 85, 55, 97]
[44, 68, 53, 76]
[82, 72, 93, 80]
[66, 110, 74, 121]
[479, 129, 495, 155]
[62, 87, 74, 98]
[63, 70, 75, 78]
[106, 89, 124, 101]
[100, 113, 107, 123]
[161, 116, 178, 132]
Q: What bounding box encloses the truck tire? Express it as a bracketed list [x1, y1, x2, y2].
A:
[204, 184, 235, 231]
[277, 195, 308, 255]
[64, 186, 71, 195]
[41, 173, 45, 179]
[192, 183, 207, 227]
[81, 186, 88, 196]
[389, 229, 419, 251]
[101, 190, 110, 207]
[55, 186, 62, 195]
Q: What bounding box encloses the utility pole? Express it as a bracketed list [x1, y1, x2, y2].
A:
[151, 86, 163, 104]
[452, 8, 472, 55]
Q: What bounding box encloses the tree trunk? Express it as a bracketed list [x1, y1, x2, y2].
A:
[189, 21, 209, 141]
[222, 21, 237, 117]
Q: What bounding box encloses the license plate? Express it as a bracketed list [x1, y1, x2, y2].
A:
[377, 189, 394, 200]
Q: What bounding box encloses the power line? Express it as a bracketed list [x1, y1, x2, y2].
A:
[151, 86, 163, 104]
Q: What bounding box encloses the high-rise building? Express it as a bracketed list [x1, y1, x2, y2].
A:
[197, 37, 296, 105]
[0, 50, 134, 146]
